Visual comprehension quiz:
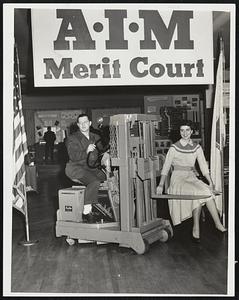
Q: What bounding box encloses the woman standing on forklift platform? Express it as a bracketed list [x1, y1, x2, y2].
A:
[156, 120, 226, 243]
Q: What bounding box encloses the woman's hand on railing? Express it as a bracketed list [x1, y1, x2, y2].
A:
[156, 185, 164, 195]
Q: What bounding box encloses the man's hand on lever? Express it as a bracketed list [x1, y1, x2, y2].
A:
[86, 144, 96, 154]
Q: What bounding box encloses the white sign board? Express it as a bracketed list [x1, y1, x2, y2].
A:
[31, 5, 213, 86]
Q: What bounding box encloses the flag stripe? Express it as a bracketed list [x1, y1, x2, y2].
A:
[14, 163, 25, 184]
[14, 117, 25, 134]
[15, 140, 27, 162]
[14, 130, 27, 151]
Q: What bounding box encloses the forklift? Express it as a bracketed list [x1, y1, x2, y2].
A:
[55, 114, 173, 254]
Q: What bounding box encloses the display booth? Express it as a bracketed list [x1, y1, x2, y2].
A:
[144, 94, 204, 154]
[17, 5, 232, 254]
[33, 109, 85, 162]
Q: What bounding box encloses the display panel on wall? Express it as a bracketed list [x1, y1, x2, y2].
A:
[34, 109, 85, 143]
[144, 94, 202, 123]
[144, 94, 204, 151]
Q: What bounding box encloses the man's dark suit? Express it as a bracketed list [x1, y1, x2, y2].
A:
[65, 130, 106, 205]
[43, 130, 56, 161]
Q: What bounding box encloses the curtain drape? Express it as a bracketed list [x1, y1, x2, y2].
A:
[23, 109, 35, 146]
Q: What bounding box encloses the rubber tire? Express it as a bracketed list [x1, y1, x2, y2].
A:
[134, 239, 150, 255]
[143, 239, 150, 253]
[164, 227, 172, 240]
[159, 229, 170, 242]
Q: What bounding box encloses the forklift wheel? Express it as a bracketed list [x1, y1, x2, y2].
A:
[66, 237, 75, 246]
[143, 239, 150, 253]
[134, 239, 150, 255]
[158, 228, 171, 242]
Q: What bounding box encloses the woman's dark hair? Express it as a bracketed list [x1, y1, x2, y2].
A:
[179, 120, 194, 130]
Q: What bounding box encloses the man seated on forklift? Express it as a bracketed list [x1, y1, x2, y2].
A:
[65, 113, 109, 223]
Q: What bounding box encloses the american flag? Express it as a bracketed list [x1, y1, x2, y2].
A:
[12, 43, 28, 215]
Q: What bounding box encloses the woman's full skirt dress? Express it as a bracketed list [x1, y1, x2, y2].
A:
[168, 169, 213, 225]
[161, 140, 214, 226]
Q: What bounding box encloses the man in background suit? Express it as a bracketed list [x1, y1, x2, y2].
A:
[43, 126, 56, 162]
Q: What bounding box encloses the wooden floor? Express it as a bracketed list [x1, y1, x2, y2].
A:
[11, 166, 228, 295]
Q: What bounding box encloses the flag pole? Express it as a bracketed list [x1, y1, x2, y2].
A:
[220, 144, 225, 227]
[220, 37, 226, 227]
[14, 43, 38, 246]
[18, 177, 39, 246]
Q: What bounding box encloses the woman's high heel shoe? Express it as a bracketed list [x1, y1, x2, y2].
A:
[191, 234, 200, 243]
[215, 224, 227, 233]
[216, 227, 227, 233]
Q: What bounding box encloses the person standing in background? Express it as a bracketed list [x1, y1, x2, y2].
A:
[43, 126, 56, 162]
